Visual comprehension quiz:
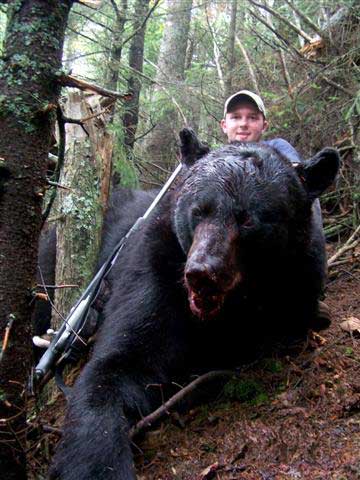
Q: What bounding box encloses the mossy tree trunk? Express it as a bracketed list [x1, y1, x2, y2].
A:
[53, 91, 113, 328]
[0, 1, 73, 478]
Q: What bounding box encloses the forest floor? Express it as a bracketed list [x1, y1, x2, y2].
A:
[135, 261, 360, 480]
[31, 248, 359, 480]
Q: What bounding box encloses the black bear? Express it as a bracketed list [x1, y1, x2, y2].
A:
[50, 130, 339, 479]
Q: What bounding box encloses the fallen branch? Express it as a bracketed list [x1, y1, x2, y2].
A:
[129, 370, 234, 439]
[328, 224, 360, 267]
[58, 74, 133, 101]
[35, 370, 235, 439]
[328, 258, 354, 268]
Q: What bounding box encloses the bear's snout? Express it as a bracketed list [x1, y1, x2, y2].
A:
[184, 223, 242, 319]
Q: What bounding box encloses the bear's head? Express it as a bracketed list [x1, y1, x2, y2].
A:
[175, 130, 340, 320]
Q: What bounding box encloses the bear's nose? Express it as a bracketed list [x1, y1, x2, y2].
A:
[185, 262, 218, 294]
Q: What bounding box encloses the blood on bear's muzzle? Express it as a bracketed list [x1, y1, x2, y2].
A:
[184, 222, 242, 320]
[185, 263, 226, 319]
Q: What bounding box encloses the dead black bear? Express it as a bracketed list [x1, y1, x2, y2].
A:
[50, 130, 339, 479]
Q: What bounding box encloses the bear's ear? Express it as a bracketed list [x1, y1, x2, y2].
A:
[179, 128, 210, 168]
[295, 148, 340, 200]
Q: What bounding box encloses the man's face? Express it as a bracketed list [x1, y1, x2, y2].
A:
[220, 102, 268, 142]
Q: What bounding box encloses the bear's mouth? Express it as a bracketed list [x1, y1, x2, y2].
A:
[187, 288, 225, 320]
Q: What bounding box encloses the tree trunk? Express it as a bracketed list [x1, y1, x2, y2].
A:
[106, 0, 128, 92]
[224, 0, 238, 98]
[53, 91, 113, 328]
[123, 0, 150, 151]
[0, 1, 73, 478]
[143, 0, 193, 178]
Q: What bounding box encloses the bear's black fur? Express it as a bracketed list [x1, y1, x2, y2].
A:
[50, 132, 339, 480]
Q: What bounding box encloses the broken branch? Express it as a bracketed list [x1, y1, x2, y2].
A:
[58, 74, 133, 101]
[129, 370, 234, 439]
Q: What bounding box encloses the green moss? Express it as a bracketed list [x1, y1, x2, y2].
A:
[343, 347, 354, 357]
[223, 378, 269, 405]
[261, 358, 284, 373]
[111, 125, 139, 188]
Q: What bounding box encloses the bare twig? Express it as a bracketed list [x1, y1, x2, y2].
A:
[328, 225, 360, 267]
[72, 9, 114, 33]
[320, 75, 354, 97]
[204, 5, 225, 95]
[37, 284, 79, 290]
[283, 0, 332, 43]
[248, 0, 313, 42]
[235, 35, 259, 93]
[66, 50, 107, 63]
[143, 59, 188, 123]
[247, 8, 304, 61]
[133, 123, 157, 143]
[79, 102, 116, 123]
[120, 0, 161, 50]
[129, 370, 234, 439]
[66, 25, 108, 49]
[46, 180, 72, 191]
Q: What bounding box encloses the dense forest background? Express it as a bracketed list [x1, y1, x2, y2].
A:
[59, 0, 359, 187]
[0, 0, 358, 478]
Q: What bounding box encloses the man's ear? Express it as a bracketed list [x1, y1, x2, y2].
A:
[179, 128, 210, 168]
[220, 118, 227, 134]
[262, 119, 269, 134]
[295, 148, 340, 200]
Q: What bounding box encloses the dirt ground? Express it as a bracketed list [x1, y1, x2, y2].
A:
[31, 255, 359, 480]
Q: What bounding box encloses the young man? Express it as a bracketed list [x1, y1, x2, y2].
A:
[221, 89, 301, 164]
[220, 89, 331, 328]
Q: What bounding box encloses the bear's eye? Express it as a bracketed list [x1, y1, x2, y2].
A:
[191, 206, 203, 219]
[191, 204, 212, 222]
